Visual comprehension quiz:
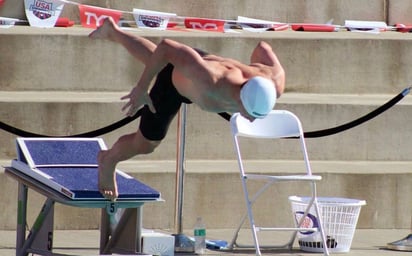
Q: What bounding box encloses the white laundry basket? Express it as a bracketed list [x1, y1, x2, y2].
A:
[289, 196, 366, 253]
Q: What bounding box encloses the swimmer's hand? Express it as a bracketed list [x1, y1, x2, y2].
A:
[121, 86, 156, 116]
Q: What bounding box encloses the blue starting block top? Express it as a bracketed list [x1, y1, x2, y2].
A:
[12, 138, 160, 201]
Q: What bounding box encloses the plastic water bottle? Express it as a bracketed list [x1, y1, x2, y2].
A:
[194, 217, 206, 254]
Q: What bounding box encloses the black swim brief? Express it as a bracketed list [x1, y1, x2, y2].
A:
[139, 63, 192, 141]
[139, 48, 208, 141]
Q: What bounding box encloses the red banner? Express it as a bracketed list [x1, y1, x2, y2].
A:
[184, 18, 225, 32]
[78, 4, 122, 28]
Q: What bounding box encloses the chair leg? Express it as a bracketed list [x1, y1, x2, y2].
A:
[228, 211, 248, 249]
[311, 183, 330, 256]
[241, 179, 262, 256]
[247, 203, 261, 256]
[313, 199, 330, 256]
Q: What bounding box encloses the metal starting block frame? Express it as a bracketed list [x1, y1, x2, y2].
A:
[5, 137, 162, 256]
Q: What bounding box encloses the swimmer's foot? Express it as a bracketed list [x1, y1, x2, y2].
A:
[97, 150, 118, 201]
[88, 17, 118, 41]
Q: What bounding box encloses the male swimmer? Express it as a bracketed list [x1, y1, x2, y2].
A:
[89, 17, 285, 200]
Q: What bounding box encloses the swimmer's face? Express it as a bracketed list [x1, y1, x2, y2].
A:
[239, 103, 256, 122]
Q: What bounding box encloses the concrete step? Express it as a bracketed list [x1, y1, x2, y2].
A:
[3, 0, 411, 25]
[0, 91, 410, 161]
[1, 159, 411, 230]
[2, 27, 412, 95]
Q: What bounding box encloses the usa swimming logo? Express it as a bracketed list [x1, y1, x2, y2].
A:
[294, 211, 319, 235]
[29, 0, 54, 20]
[138, 15, 164, 28]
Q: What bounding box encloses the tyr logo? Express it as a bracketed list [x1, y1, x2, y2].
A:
[84, 12, 110, 26]
[188, 22, 219, 30]
[184, 18, 225, 31]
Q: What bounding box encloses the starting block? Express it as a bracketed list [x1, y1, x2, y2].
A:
[5, 137, 162, 256]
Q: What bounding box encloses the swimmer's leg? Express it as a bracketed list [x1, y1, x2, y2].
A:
[98, 130, 161, 200]
[89, 17, 157, 64]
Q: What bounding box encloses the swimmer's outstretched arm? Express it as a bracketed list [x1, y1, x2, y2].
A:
[122, 38, 211, 116]
[250, 41, 285, 97]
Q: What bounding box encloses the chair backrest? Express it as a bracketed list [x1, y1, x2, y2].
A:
[230, 110, 304, 139]
[230, 110, 312, 175]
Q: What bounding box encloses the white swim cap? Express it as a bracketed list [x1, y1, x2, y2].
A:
[240, 76, 276, 118]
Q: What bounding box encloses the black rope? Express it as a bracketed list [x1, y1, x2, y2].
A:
[304, 87, 411, 138]
[218, 112, 232, 121]
[218, 87, 411, 138]
[70, 108, 143, 138]
[0, 109, 142, 138]
[0, 87, 409, 138]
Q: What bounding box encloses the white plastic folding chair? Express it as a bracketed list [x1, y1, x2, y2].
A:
[228, 110, 329, 256]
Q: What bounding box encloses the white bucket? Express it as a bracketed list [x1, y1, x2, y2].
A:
[289, 196, 366, 253]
